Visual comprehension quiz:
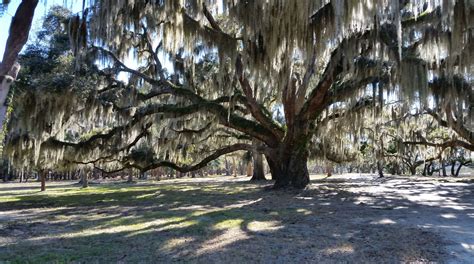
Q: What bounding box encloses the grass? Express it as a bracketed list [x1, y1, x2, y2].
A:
[1, 174, 470, 263]
[0, 178, 274, 263]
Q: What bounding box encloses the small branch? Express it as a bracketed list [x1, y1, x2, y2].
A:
[202, 3, 222, 32]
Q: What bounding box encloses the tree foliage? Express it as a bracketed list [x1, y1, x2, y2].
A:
[4, 1, 473, 188]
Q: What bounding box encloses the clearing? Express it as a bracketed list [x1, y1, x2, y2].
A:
[0, 174, 473, 263]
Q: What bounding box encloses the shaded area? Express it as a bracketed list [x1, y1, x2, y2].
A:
[0, 175, 473, 263]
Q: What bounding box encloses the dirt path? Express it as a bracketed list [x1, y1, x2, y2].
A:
[0, 174, 473, 263]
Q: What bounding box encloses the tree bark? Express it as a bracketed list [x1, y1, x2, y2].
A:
[250, 151, 266, 181]
[0, 0, 39, 126]
[246, 160, 252, 177]
[266, 145, 309, 189]
[81, 171, 89, 188]
[232, 157, 237, 177]
[455, 161, 470, 176]
[40, 171, 46, 191]
[377, 161, 384, 177]
[455, 163, 462, 177]
[451, 161, 456, 176]
[441, 160, 447, 176]
[224, 157, 231, 176]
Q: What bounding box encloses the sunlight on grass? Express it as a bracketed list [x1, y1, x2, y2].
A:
[214, 219, 244, 230]
[247, 220, 283, 232]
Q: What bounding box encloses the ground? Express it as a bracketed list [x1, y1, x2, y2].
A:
[0, 174, 473, 263]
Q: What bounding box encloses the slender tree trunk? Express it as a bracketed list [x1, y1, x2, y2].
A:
[377, 161, 384, 177]
[127, 172, 133, 183]
[40, 170, 46, 191]
[224, 157, 231, 176]
[455, 161, 470, 176]
[441, 160, 447, 177]
[232, 157, 237, 177]
[451, 161, 456, 176]
[81, 171, 88, 188]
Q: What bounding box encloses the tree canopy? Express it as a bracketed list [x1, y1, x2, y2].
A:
[3, 0, 473, 189]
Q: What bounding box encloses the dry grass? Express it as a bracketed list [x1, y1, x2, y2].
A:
[0, 174, 473, 263]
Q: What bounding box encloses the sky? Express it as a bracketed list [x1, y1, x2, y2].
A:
[0, 0, 83, 60]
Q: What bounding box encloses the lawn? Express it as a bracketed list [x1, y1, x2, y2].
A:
[0, 175, 473, 263]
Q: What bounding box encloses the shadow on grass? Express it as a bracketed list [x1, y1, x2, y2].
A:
[1, 178, 473, 263]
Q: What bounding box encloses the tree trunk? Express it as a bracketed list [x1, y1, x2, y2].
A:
[266, 146, 309, 189]
[250, 151, 266, 181]
[246, 160, 252, 177]
[377, 161, 384, 177]
[441, 160, 447, 177]
[325, 164, 333, 177]
[0, 0, 39, 126]
[455, 163, 462, 177]
[127, 172, 133, 183]
[455, 161, 470, 177]
[451, 161, 456, 176]
[232, 157, 237, 177]
[40, 170, 46, 191]
[81, 171, 88, 188]
[224, 157, 231, 176]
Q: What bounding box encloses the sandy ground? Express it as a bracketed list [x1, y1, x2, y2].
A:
[0, 174, 473, 263]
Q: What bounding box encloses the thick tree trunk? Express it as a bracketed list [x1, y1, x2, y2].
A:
[266, 146, 309, 189]
[250, 151, 266, 181]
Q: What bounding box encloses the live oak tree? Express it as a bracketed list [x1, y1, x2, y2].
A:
[5, 1, 473, 189]
[87, 0, 472, 188]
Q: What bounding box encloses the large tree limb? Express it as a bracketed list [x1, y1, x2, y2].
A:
[137, 143, 254, 172]
[425, 108, 473, 145]
[403, 139, 474, 151]
[235, 54, 285, 140]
